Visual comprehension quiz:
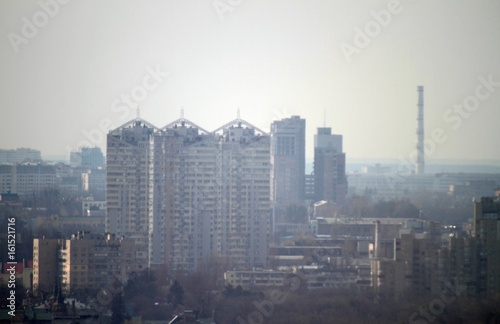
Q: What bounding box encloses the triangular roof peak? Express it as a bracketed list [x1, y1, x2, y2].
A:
[212, 118, 269, 136]
[110, 117, 159, 134]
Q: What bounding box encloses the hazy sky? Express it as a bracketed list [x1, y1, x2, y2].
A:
[1, 1, 499, 163]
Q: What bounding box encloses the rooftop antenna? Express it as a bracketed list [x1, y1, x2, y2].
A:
[180, 107, 185, 120]
[136, 107, 141, 119]
[237, 108, 241, 121]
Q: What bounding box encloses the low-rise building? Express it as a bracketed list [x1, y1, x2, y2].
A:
[224, 269, 287, 289]
[33, 232, 141, 294]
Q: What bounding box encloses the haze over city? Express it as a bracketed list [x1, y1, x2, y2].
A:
[1, 0, 500, 163]
[3, 2, 500, 323]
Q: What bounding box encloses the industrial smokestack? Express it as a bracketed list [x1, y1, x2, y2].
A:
[416, 86, 424, 174]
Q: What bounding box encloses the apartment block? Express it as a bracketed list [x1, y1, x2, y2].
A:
[149, 118, 271, 271]
[33, 232, 140, 294]
[106, 116, 271, 271]
[0, 164, 58, 196]
[106, 118, 156, 265]
[33, 238, 59, 293]
[224, 269, 287, 289]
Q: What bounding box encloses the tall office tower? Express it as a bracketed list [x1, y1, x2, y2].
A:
[150, 118, 270, 271]
[106, 118, 157, 266]
[313, 127, 347, 205]
[270, 116, 306, 213]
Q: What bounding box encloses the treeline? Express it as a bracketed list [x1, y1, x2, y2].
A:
[98, 266, 500, 323]
[214, 288, 500, 324]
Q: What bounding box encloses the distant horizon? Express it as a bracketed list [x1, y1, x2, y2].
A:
[2, 1, 500, 161]
[37, 151, 500, 170]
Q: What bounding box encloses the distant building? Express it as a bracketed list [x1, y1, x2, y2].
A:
[70, 147, 105, 169]
[348, 172, 500, 201]
[304, 173, 315, 200]
[60, 175, 80, 194]
[270, 116, 306, 212]
[81, 168, 106, 198]
[0, 192, 22, 208]
[224, 269, 287, 289]
[472, 195, 500, 296]
[107, 116, 271, 271]
[370, 198, 500, 300]
[33, 238, 59, 292]
[313, 127, 347, 205]
[149, 117, 270, 271]
[82, 198, 106, 217]
[106, 118, 156, 266]
[33, 214, 105, 237]
[33, 232, 141, 294]
[0, 148, 41, 164]
[0, 164, 58, 196]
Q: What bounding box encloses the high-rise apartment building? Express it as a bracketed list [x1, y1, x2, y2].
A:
[270, 116, 306, 211]
[313, 127, 347, 205]
[106, 118, 156, 265]
[149, 118, 270, 271]
[107, 116, 271, 271]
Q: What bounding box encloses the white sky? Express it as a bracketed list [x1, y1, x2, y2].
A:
[1, 0, 499, 162]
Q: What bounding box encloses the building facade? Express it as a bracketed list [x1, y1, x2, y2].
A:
[149, 118, 271, 271]
[313, 127, 347, 205]
[33, 233, 140, 294]
[70, 147, 105, 169]
[106, 117, 271, 271]
[472, 195, 500, 296]
[0, 164, 58, 196]
[33, 238, 59, 293]
[270, 116, 306, 212]
[106, 118, 156, 265]
[0, 148, 41, 164]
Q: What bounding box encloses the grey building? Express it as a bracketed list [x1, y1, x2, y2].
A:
[314, 127, 347, 205]
[107, 116, 271, 271]
[270, 116, 306, 211]
[106, 118, 156, 266]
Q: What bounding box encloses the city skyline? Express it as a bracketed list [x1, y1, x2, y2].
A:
[1, 1, 500, 162]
